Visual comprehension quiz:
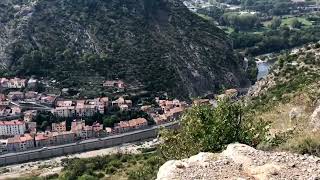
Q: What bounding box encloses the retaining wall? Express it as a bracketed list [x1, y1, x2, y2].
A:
[0, 122, 178, 167]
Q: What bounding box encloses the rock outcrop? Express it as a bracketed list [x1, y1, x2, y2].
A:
[156, 143, 320, 180]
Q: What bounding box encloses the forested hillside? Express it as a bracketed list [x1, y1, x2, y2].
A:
[0, 0, 249, 98]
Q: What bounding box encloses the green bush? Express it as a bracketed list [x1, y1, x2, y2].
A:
[290, 137, 320, 157]
[159, 99, 269, 159]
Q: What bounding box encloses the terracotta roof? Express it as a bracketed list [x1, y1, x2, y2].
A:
[0, 120, 25, 126]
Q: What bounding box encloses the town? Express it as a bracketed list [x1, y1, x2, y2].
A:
[0, 77, 239, 154]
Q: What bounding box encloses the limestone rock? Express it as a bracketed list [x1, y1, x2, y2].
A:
[310, 105, 320, 131]
[156, 143, 320, 180]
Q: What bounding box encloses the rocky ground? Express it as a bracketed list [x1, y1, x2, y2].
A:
[157, 143, 320, 180]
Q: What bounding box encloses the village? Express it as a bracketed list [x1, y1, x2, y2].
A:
[0, 77, 239, 154]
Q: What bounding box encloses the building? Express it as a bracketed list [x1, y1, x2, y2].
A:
[114, 118, 148, 133]
[103, 80, 126, 89]
[193, 99, 210, 106]
[52, 121, 67, 132]
[128, 118, 148, 130]
[53, 106, 76, 117]
[40, 94, 57, 105]
[26, 121, 37, 134]
[56, 100, 73, 107]
[35, 133, 50, 147]
[27, 78, 38, 88]
[23, 110, 37, 122]
[0, 120, 26, 136]
[114, 121, 130, 133]
[48, 131, 76, 145]
[0, 140, 7, 154]
[112, 97, 132, 108]
[8, 91, 24, 100]
[6, 134, 34, 151]
[7, 78, 27, 89]
[25, 91, 39, 100]
[75, 101, 97, 117]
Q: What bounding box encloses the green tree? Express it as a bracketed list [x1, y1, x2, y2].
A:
[269, 17, 282, 30]
[291, 18, 303, 29]
[159, 99, 268, 160]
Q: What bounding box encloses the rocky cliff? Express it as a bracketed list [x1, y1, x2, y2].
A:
[0, 0, 248, 98]
[157, 143, 320, 180]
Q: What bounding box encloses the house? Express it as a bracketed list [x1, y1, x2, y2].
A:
[71, 119, 92, 139]
[92, 122, 103, 132]
[11, 105, 21, 115]
[94, 97, 109, 114]
[26, 121, 37, 134]
[112, 97, 132, 108]
[23, 110, 37, 122]
[105, 127, 112, 135]
[119, 104, 129, 111]
[0, 120, 26, 136]
[8, 91, 24, 100]
[114, 118, 148, 133]
[52, 121, 67, 132]
[114, 121, 130, 133]
[48, 131, 76, 145]
[56, 100, 73, 107]
[6, 134, 34, 152]
[0, 99, 10, 106]
[103, 80, 126, 89]
[0, 78, 9, 88]
[25, 91, 39, 100]
[75, 101, 97, 117]
[27, 78, 38, 88]
[0, 106, 12, 116]
[35, 133, 50, 147]
[193, 99, 210, 106]
[53, 106, 76, 117]
[128, 118, 148, 130]
[0, 140, 7, 154]
[7, 78, 26, 89]
[225, 89, 238, 98]
[40, 94, 57, 105]
[153, 114, 169, 125]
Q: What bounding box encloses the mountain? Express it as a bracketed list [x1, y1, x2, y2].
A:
[0, 0, 248, 98]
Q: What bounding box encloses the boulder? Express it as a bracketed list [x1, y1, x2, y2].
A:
[156, 143, 320, 180]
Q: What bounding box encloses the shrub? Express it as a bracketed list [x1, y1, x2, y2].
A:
[159, 99, 269, 159]
[289, 136, 320, 157]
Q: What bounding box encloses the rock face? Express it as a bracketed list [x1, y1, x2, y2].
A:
[156, 143, 320, 180]
[0, 0, 248, 98]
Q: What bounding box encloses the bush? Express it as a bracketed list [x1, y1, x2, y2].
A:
[289, 136, 320, 157]
[159, 99, 269, 160]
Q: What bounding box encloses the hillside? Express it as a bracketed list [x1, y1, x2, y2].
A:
[0, 0, 248, 98]
[246, 42, 320, 153]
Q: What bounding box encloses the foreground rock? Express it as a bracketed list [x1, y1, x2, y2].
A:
[157, 143, 320, 180]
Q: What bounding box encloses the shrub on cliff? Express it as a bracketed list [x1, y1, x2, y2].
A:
[159, 99, 269, 159]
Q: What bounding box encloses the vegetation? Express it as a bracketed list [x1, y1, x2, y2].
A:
[159, 99, 269, 159]
[58, 152, 164, 180]
[1, 0, 247, 99]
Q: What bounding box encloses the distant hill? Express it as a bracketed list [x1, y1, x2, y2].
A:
[0, 0, 249, 98]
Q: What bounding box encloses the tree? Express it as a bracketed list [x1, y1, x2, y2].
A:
[159, 99, 268, 160]
[269, 17, 282, 30]
[291, 19, 303, 29]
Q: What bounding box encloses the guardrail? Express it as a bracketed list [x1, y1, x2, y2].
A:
[0, 121, 179, 167]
